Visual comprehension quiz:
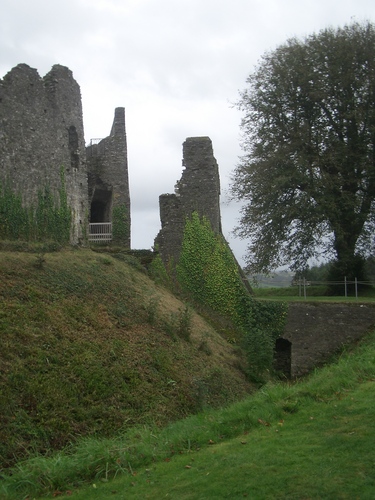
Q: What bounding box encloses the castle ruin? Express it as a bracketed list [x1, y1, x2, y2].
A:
[155, 136, 221, 266]
[0, 63, 227, 265]
[86, 107, 130, 247]
[0, 64, 88, 243]
[0, 65, 248, 288]
[155, 136, 252, 294]
[0, 64, 130, 246]
[2, 64, 375, 379]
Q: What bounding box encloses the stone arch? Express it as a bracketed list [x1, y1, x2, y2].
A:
[274, 337, 292, 378]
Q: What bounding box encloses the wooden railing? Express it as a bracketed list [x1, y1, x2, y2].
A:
[88, 222, 112, 242]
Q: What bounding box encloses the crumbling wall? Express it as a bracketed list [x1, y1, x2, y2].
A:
[155, 136, 221, 266]
[155, 136, 252, 294]
[86, 107, 130, 247]
[0, 64, 88, 243]
[178, 137, 221, 233]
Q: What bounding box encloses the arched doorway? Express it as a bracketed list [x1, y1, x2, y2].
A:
[90, 189, 112, 223]
[89, 188, 113, 242]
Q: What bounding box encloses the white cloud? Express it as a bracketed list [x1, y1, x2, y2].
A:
[1, 0, 375, 265]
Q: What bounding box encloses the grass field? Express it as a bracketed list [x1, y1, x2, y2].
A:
[1, 246, 375, 499]
[253, 284, 375, 302]
[2, 328, 375, 499]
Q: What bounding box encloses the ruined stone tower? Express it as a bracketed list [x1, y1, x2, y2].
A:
[155, 136, 252, 294]
[0, 64, 130, 247]
[86, 107, 131, 247]
[155, 136, 221, 265]
[0, 63, 88, 243]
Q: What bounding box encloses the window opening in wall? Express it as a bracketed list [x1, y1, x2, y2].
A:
[89, 188, 112, 242]
[68, 125, 79, 169]
[273, 338, 292, 379]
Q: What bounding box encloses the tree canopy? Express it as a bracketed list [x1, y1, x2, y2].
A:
[231, 21, 375, 279]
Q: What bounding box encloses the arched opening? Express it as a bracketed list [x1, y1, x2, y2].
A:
[88, 188, 113, 242]
[90, 189, 112, 223]
[274, 338, 292, 378]
[90, 200, 107, 223]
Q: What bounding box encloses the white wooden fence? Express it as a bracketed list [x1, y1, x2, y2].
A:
[88, 223, 112, 242]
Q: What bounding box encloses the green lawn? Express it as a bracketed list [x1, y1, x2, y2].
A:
[3, 329, 375, 499]
[67, 381, 375, 499]
[253, 284, 375, 303]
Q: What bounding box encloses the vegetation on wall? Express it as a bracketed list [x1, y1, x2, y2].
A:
[177, 213, 249, 326]
[0, 167, 71, 244]
[149, 250, 174, 289]
[0, 182, 29, 240]
[112, 203, 129, 245]
[176, 212, 287, 376]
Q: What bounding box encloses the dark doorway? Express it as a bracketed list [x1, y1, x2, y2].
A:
[90, 189, 112, 222]
[274, 338, 292, 378]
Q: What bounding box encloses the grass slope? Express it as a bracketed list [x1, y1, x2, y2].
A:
[0, 248, 252, 469]
[2, 327, 375, 499]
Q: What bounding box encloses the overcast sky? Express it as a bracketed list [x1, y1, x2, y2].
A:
[1, 0, 374, 265]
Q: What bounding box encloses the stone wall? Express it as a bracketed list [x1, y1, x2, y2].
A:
[86, 107, 130, 247]
[278, 302, 375, 377]
[155, 136, 252, 293]
[0, 64, 130, 247]
[155, 136, 221, 266]
[0, 64, 88, 243]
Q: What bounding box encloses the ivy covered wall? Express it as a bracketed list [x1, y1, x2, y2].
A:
[176, 212, 287, 377]
[0, 64, 88, 244]
[0, 168, 72, 243]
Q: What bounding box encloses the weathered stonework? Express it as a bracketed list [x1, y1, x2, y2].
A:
[86, 107, 131, 247]
[155, 136, 221, 265]
[277, 302, 375, 377]
[155, 136, 252, 293]
[0, 64, 130, 246]
[0, 64, 88, 243]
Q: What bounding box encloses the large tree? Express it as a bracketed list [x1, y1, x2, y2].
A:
[231, 21, 375, 279]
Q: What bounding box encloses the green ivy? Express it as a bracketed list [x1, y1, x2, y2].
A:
[176, 212, 250, 327]
[0, 181, 31, 239]
[112, 204, 129, 245]
[149, 252, 174, 288]
[243, 300, 287, 377]
[176, 212, 287, 376]
[0, 167, 71, 244]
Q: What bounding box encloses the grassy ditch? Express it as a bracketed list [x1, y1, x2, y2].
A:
[2, 328, 375, 499]
[0, 248, 252, 471]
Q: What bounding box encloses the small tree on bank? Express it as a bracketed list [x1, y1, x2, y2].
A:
[231, 21, 375, 282]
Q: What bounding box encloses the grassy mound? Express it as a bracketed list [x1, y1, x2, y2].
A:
[0, 248, 252, 468]
[2, 323, 375, 498]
